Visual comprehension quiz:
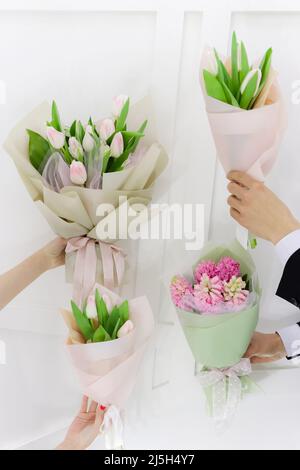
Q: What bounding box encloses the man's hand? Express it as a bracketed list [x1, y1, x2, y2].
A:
[245, 332, 286, 364]
[56, 396, 106, 450]
[227, 171, 300, 244]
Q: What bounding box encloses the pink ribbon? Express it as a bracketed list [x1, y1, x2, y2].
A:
[66, 237, 126, 307]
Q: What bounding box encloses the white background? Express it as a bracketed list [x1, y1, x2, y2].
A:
[0, 0, 300, 450]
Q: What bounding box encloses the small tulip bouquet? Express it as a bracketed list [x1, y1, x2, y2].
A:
[70, 289, 134, 343]
[4, 96, 168, 301]
[61, 284, 154, 449]
[200, 32, 286, 247]
[170, 241, 260, 428]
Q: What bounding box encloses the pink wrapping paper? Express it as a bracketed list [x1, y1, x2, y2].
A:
[61, 285, 154, 408]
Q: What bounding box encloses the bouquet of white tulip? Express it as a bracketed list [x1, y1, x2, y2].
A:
[200, 32, 286, 248]
[203, 32, 272, 110]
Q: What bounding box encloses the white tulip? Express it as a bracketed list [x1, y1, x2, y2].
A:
[240, 68, 262, 96]
[86, 295, 97, 320]
[82, 127, 94, 152]
[112, 94, 128, 118]
[68, 137, 83, 160]
[117, 320, 134, 338]
[97, 118, 115, 141]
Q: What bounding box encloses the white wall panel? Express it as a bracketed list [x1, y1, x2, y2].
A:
[1, 0, 300, 450]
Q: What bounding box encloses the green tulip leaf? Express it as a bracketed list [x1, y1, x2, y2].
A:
[214, 49, 232, 90]
[51, 101, 62, 132]
[111, 318, 121, 340]
[27, 129, 51, 172]
[239, 41, 250, 84]
[116, 98, 130, 132]
[93, 325, 111, 343]
[249, 47, 272, 108]
[231, 31, 239, 97]
[118, 300, 129, 327]
[105, 306, 121, 337]
[75, 120, 85, 143]
[239, 71, 260, 110]
[203, 69, 227, 103]
[95, 289, 109, 326]
[71, 300, 94, 341]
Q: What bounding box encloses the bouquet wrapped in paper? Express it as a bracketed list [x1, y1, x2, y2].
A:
[61, 284, 154, 449]
[200, 32, 286, 247]
[4, 96, 168, 305]
[170, 240, 260, 428]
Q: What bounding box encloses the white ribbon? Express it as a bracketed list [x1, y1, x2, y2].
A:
[198, 358, 252, 429]
[100, 405, 124, 450]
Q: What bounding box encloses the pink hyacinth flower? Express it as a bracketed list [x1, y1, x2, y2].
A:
[223, 276, 249, 305]
[216, 256, 241, 282]
[170, 275, 193, 309]
[194, 260, 217, 283]
[193, 274, 224, 310]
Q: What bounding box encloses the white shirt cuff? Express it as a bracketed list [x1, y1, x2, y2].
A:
[277, 324, 300, 359]
[275, 229, 300, 266]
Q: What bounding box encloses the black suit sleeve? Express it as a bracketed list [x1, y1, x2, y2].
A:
[276, 248, 300, 308]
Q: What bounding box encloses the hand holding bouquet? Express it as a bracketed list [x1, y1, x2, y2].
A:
[61, 285, 154, 449]
[170, 241, 260, 428]
[5, 96, 168, 301]
[200, 32, 286, 248]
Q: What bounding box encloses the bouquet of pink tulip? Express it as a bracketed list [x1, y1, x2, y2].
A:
[169, 241, 260, 428]
[4, 96, 168, 302]
[61, 284, 155, 449]
[27, 96, 148, 191]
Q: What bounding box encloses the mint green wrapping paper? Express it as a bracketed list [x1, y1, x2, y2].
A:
[176, 240, 261, 369]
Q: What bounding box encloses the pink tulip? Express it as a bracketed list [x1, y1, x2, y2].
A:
[46, 126, 65, 149]
[110, 132, 124, 158]
[112, 94, 128, 118]
[82, 125, 95, 152]
[86, 295, 97, 320]
[117, 320, 134, 338]
[68, 137, 83, 160]
[70, 161, 87, 185]
[97, 118, 115, 141]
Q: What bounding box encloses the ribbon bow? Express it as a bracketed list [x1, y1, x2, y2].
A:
[100, 405, 124, 450]
[198, 358, 252, 429]
[66, 237, 126, 307]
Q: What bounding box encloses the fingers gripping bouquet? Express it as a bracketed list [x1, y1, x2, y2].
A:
[170, 240, 261, 428]
[61, 284, 154, 449]
[200, 32, 286, 247]
[4, 96, 168, 304]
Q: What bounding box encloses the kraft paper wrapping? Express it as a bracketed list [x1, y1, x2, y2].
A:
[61, 285, 155, 408]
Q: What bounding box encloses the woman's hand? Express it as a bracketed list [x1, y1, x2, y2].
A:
[0, 237, 67, 310]
[244, 332, 286, 364]
[227, 171, 300, 244]
[39, 237, 67, 271]
[56, 396, 106, 450]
